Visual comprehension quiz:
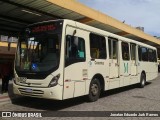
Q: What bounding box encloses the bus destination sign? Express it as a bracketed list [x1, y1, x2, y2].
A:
[32, 24, 56, 33]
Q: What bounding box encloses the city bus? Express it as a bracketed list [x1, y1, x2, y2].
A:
[13, 19, 158, 102]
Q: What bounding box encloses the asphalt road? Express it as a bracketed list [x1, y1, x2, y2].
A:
[0, 74, 160, 120]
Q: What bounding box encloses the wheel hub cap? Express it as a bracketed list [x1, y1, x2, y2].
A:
[91, 84, 98, 96]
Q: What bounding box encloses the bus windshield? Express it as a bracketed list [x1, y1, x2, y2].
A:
[15, 21, 63, 78]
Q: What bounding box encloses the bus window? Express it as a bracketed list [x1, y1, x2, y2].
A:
[90, 33, 106, 59]
[138, 46, 142, 61]
[148, 49, 154, 62]
[65, 35, 86, 66]
[108, 37, 118, 59]
[108, 39, 111, 59]
[122, 42, 130, 60]
[141, 47, 148, 61]
[113, 40, 117, 59]
[153, 50, 157, 62]
[148, 49, 157, 62]
[130, 43, 136, 60]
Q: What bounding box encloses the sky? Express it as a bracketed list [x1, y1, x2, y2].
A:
[78, 0, 160, 37]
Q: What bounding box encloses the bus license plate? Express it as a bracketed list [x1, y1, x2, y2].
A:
[26, 88, 32, 93]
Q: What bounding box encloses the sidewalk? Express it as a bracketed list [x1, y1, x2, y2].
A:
[0, 79, 18, 105]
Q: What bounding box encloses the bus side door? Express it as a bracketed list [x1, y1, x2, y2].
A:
[63, 26, 87, 99]
[108, 38, 119, 78]
[130, 43, 137, 75]
[108, 38, 120, 89]
[121, 42, 131, 86]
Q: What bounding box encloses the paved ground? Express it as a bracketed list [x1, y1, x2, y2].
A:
[0, 74, 160, 120]
[0, 79, 16, 105]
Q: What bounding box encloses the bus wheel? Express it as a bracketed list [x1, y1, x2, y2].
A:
[88, 78, 101, 102]
[140, 73, 146, 88]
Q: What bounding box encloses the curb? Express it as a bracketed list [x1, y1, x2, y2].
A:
[0, 95, 12, 106]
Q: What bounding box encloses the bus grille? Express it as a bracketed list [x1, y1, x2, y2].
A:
[18, 88, 44, 97]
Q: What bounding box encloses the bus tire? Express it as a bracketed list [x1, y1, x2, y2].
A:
[88, 78, 101, 102]
[140, 73, 146, 88]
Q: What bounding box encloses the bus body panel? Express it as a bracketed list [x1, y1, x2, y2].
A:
[13, 19, 158, 101]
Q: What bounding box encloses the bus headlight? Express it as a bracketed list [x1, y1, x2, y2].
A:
[48, 74, 60, 87]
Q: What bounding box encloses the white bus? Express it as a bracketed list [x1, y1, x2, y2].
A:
[13, 19, 158, 102]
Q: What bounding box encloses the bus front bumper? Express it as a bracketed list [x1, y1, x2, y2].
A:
[13, 82, 63, 100]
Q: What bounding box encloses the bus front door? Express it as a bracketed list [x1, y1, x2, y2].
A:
[63, 26, 86, 99]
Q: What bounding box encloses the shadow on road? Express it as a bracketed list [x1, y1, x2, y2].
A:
[11, 82, 152, 111]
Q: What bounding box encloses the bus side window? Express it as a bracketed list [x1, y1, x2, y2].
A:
[141, 47, 148, 61]
[148, 49, 153, 62]
[138, 46, 142, 61]
[148, 49, 157, 62]
[78, 38, 85, 58]
[130, 43, 136, 60]
[153, 50, 157, 62]
[65, 35, 86, 66]
[108, 37, 118, 59]
[112, 40, 117, 59]
[122, 42, 130, 60]
[90, 33, 106, 59]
